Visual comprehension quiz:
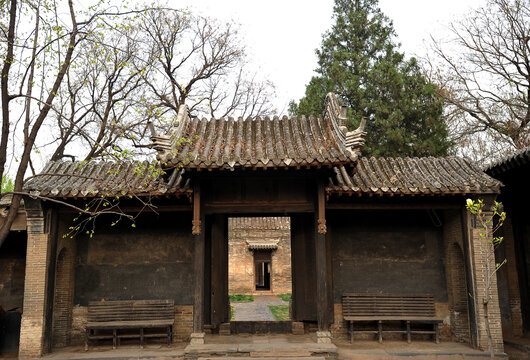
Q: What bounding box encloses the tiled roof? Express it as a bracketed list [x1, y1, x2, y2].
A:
[485, 145, 530, 176]
[328, 157, 502, 196]
[24, 157, 500, 198]
[23, 160, 190, 197]
[152, 93, 366, 170]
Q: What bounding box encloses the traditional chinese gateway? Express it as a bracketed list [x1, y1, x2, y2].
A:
[0, 93, 516, 357]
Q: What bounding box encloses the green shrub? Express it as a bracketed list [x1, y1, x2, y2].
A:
[229, 294, 254, 303]
[268, 305, 290, 321]
[277, 293, 291, 302]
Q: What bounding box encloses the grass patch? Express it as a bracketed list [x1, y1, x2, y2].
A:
[277, 293, 291, 302]
[230, 305, 235, 320]
[268, 305, 290, 321]
[229, 294, 254, 303]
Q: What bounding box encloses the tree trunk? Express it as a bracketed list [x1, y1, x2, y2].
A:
[483, 301, 495, 359]
[0, 0, 78, 248]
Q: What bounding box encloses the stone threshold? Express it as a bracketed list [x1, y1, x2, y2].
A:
[184, 342, 338, 359]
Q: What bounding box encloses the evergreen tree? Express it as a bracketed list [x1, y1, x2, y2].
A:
[291, 0, 452, 157]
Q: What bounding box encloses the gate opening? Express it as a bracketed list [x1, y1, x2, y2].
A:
[228, 217, 292, 322]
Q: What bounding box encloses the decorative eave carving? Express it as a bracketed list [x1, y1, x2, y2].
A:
[246, 239, 280, 250]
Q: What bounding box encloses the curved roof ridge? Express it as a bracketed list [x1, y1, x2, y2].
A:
[149, 94, 365, 171]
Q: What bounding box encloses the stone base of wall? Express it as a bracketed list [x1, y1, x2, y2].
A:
[18, 317, 44, 358]
[174, 305, 193, 342]
[70, 305, 88, 346]
[69, 305, 193, 345]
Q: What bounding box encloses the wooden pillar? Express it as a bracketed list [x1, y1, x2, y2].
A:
[502, 213, 524, 337]
[315, 179, 331, 343]
[191, 183, 205, 344]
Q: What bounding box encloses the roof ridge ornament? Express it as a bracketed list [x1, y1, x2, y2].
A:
[149, 103, 190, 164]
[324, 93, 366, 155]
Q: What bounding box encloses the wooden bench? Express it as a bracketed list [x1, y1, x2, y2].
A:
[342, 294, 443, 344]
[85, 299, 174, 350]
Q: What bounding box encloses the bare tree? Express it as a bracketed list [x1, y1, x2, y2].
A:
[49, 24, 149, 162]
[0, 3, 278, 248]
[429, 0, 529, 165]
[135, 9, 276, 120]
[0, 0, 154, 247]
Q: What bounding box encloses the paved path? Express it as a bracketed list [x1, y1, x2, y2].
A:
[231, 295, 288, 321]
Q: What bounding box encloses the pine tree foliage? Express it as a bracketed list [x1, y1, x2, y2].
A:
[291, 0, 452, 157]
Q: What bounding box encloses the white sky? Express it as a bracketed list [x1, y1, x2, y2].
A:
[176, 0, 486, 114]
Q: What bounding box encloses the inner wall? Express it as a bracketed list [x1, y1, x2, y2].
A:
[330, 210, 448, 302]
[74, 212, 194, 306]
[228, 217, 292, 296]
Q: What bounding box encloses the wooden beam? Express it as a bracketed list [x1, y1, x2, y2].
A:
[203, 202, 314, 214]
[326, 202, 461, 210]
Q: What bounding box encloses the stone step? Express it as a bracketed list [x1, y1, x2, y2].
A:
[199, 358, 325, 360]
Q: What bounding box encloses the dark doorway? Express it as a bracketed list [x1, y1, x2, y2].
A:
[254, 251, 272, 291]
[0, 230, 27, 356]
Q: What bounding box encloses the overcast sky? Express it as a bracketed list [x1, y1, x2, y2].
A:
[176, 0, 486, 114]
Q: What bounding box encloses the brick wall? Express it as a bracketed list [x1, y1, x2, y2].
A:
[442, 210, 471, 343]
[174, 305, 193, 342]
[70, 305, 87, 346]
[469, 210, 504, 352]
[228, 217, 291, 294]
[18, 229, 50, 358]
[51, 235, 76, 348]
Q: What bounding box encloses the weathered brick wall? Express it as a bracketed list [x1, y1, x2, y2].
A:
[174, 305, 193, 342]
[469, 214, 504, 352]
[228, 217, 291, 294]
[51, 233, 76, 348]
[329, 210, 451, 340]
[74, 212, 194, 305]
[70, 305, 87, 346]
[19, 228, 50, 358]
[442, 210, 471, 343]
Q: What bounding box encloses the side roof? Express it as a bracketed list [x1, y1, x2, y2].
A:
[150, 93, 366, 170]
[485, 145, 530, 177]
[329, 157, 501, 196]
[23, 160, 190, 198]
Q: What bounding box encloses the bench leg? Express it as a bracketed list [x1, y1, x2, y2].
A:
[85, 329, 89, 351]
[406, 321, 411, 344]
[378, 321, 383, 344]
[167, 325, 172, 347]
[435, 323, 440, 344]
[140, 328, 144, 349]
[349, 321, 354, 344]
[113, 329, 117, 349]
